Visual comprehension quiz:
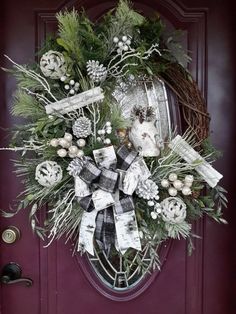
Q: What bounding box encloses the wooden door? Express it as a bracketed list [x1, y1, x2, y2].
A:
[0, 0, 235, 313]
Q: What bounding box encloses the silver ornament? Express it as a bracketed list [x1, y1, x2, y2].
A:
[86, 60, 107, 83]
[161, 197, 187, 224]
[35, 161, 63, 187]
[40, 50, 67, 79]
[136, 179, 159, 200]
[72, 117, 92, 138]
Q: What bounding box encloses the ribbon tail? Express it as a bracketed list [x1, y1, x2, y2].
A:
[78, 210, 98, 256]
[113, 196, 141, 254]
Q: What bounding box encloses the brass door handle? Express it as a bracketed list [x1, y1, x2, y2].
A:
[1, 262, 33, 287]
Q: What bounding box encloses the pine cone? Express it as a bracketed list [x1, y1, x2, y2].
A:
[72, 117, 92, 138]
[86, 60, 107, 83]
[136, 179, 159, 200]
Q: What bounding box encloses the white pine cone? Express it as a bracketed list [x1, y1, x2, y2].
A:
[40, 50, 67, 79]
[161, 197, 187, 224]
[72, 117, 92, 138]
[67, 157, 85, 177]
[136, 179, 159, 200]
[86, 60, 107, 83]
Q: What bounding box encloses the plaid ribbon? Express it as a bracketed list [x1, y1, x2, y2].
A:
[77, 145, 140, 255]
[116, 145, 138, 170]
[95, 208, 115, 256]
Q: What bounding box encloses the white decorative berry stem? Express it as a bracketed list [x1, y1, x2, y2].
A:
[5, 55, 58, 102]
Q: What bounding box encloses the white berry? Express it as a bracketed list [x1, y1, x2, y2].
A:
[105, 121, 111, 127]
[122, 35, 128, 42]
[182, 186, 192, 196]
[147, 200, 155, 207]
[77, 139, 86, 147]
[106, 128, 112, 134]
[57, 148, 67, 158]
[77, 150, 84, 158]
[123, 45, 129, 51]
[69, 153, 76, 158]
[59, 138, 70, 148]
[118, 41, 123, 47]
[97, 137, 102, 142]
[50, 138, 59, 147]
[113, 37, 119, 43]
[100, 129, 105, 135]
[184, 181, 193, 187]
[185, 175, 194, 183]
[161, 179, 169, 188]
[60, 76, 66, 82]
[64, 133, 73, 142]
[69, 146, 79, 155]
[173, 180, 183, 190]
[104, 138, 111, 145]
[69, 89, 75, 95]
[169, 173, 178, 182]
[168, 187, 178, 196]
[151, 212, 158, 220]
[126, 39, 131, 45]
[117, 48, 122, 54]
[64, 84, 70, 90]
[70, 80, 75, 85]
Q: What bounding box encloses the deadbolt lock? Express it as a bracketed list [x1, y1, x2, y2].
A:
[2, 226, 21, 244]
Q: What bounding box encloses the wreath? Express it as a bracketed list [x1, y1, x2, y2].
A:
[1, 1, 227, 275]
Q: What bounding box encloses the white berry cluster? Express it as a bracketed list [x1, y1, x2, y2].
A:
[113, 35, 132, 54]
[97, 121, 112, 145]
[60, 75, 80, 96]
[161, 173, 194, 197]
[50, 132, 85, 158]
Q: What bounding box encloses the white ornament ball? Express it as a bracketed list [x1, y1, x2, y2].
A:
[57, 148, 67, 158]
[182, 186, 192, 196]
[35, 161, 63, 187]
[50, 138, 59, 147]
[69, 146, 79, 155]
[161, 179, 169, 188]
[122, 35, 128, 42]
[169, 173, 178, 182]
[151, 211, 158, 220]
[147, 200, 155, 207]
[104, 138, 111, 145]
[77, 139, 86, 147]
[113, 37, 119, 43]
[59, 138, 70, 148]
[77, 150, 84, 158]
[168, 187, 178, 197]
[173, 180, 183, 191]
[64, 133, 73, 142]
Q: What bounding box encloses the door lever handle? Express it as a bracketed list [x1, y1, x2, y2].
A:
[1, 262, 33, 287]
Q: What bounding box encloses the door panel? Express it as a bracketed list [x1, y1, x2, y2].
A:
[0, 1, 234, 314]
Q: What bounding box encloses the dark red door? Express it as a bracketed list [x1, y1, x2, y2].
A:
[0, 1, 235, 314]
